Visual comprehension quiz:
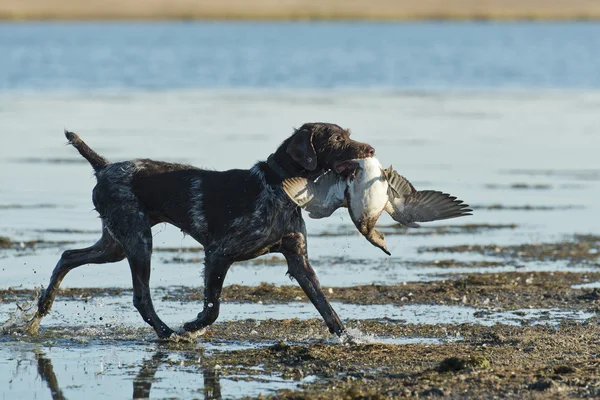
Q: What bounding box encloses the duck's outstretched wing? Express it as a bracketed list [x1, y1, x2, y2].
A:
[283, 171, 346, 219]
[384, 169, 472, 228]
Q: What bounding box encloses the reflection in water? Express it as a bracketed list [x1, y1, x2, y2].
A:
[133, 349, 222, 400]
[33, 347, 222, 400]
[132, 351, 169, 399]
[202, 364, 222, 400]
[34, 349, 66, 400]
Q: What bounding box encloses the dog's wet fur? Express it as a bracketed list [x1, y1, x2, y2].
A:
[29, 123, 375, 338]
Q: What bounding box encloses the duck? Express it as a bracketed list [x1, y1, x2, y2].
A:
[283, 157, 472, 255]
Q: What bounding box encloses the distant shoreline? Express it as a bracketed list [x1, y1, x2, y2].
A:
[2, 0, 600, 22]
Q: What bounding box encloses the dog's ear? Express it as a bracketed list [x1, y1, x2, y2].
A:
[287, 127, 317, 171]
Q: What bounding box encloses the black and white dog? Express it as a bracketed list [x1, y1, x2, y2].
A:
[29, 123, 375, 339]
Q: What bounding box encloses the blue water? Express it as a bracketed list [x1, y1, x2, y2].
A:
[1, 22, 600, 92]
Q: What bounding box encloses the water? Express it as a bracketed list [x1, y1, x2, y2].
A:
[0, 341, 312, 399]
[2, 22, 600, 92]
[1, 22, 600, 399]
[1, 298, 591, 330]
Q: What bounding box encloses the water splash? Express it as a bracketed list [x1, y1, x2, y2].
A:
[166, 328, 208, 343]
[337, 328, 380, 345]
[1, 296, 38, 335]
[336, 328, 456, 346]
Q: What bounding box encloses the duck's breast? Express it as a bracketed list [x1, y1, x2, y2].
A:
[348, 158, 389, 221]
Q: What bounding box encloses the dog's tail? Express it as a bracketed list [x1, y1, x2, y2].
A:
[64, 129, 109, 172]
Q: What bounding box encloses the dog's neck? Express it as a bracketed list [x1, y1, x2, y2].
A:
[266, 148, 310, 180]
[266, 154, 292, 180]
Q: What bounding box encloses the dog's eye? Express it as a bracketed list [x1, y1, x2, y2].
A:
[333, 135, 341, 142]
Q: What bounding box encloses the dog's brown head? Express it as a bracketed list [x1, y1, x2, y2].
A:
[285, 123, 374, 176]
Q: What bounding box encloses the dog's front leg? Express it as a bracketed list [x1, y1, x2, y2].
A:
[280, 232, 345, 336]
[182, 253, 232, 333]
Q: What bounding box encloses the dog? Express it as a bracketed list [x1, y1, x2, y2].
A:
[28, 123, 375, 339]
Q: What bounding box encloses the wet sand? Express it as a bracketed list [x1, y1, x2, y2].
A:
[2, 0, 600, 21]
[4, 322, 599, 398]
[2, 305, 599, 398]
[218, 323, 600, 399]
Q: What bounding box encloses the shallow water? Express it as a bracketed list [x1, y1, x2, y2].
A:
[0, 341, 313, 399]
[2, 21, 600, 399]
[1, 298, 592, 331]
[1, 90, 599, 288]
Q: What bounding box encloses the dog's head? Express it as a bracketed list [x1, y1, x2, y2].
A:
[285, 123, 375, 176]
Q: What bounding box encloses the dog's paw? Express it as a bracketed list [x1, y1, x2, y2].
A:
[24, 315, 42, 335]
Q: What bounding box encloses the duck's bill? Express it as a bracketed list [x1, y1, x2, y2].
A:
[333, 160, 360, 177]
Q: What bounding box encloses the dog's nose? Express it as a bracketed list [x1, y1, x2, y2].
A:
[365, 146, 375, 158]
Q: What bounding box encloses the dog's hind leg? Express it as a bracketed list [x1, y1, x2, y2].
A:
[106, 217, 175, 339]
[182, 253, 231, 333]
[127, 251, 174, 339]
[280, 232, 345, 336]
[30, 229, 125, 331]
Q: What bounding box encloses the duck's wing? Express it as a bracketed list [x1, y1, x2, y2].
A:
[283, 172, 346, 219]
[384, 169, 472, 228]
[384, 166, 416, 198]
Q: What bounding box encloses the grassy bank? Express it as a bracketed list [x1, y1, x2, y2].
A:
[2, 0, 600, 21]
